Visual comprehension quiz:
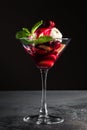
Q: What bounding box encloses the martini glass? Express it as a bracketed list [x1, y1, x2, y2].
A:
[22, 38, 70, 124]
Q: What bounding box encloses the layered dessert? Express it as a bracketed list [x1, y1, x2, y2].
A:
[16, 20, 66, 69]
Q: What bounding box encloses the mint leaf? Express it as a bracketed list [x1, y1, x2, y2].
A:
[16, 28, 30, 39]
[31, 20, 43, 34]
[19, 36, 53, 45]
[35, 36, 53, 44]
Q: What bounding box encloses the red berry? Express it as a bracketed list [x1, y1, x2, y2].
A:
[37, 60, 54, 68]
[49, 21, 55, 28]
[43, 20, 55, 28]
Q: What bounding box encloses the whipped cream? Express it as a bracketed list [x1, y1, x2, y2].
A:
[50, 27, 62, 42]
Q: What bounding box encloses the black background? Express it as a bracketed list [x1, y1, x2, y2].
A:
[0, 1, 86, 90]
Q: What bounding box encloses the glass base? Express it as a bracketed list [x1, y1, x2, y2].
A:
[23, 114, 64, 125]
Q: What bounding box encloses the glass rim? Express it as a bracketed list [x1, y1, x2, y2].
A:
[55, 38, 71, 40]
[21, 37, 71, 45]
[21, 37, 71, 41]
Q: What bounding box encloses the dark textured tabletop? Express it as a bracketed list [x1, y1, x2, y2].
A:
[0, 90, 87, 130]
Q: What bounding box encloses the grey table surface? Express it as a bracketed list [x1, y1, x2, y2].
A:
[0, 90, 87, 130]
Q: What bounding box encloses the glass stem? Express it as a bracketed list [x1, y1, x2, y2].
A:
[39, 69, 49, 118]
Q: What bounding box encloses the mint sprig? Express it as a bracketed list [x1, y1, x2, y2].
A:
[16, 20, 53, 45]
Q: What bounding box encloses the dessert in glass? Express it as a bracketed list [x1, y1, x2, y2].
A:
[16, 20, 70, 125]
